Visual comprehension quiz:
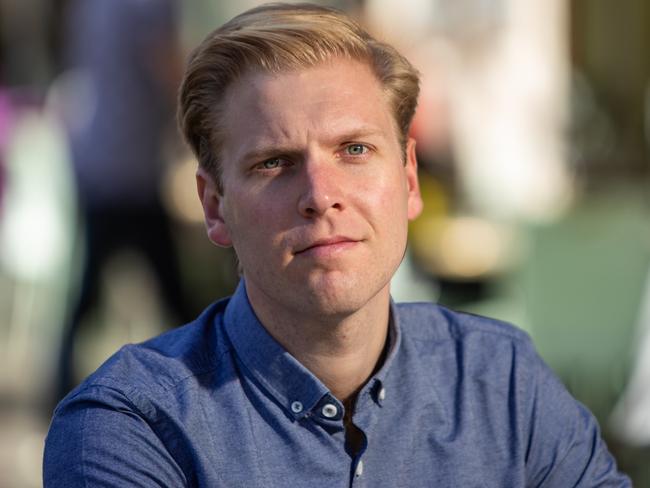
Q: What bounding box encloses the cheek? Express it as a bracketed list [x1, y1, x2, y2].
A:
[378, 180, 411, 252]
[362, 171, 410, 222]
[226, 193, 289, 249]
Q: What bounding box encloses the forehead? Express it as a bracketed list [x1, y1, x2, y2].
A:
[219, 58, 399, 165]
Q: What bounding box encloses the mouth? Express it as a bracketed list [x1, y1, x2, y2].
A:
[294, 236, 360, 256]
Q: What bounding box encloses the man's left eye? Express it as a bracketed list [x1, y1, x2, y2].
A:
[345, 144, 368, 156]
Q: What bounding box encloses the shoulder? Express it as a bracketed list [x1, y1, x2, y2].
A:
[45, 298, 235, 486]
[55, 297, 233, 415]
[394, 302, 630, 485]
[394, 301, 534, 355]
[393, 301, 543, 397]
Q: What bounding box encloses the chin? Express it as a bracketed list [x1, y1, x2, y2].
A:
[296, 273, 390, 318]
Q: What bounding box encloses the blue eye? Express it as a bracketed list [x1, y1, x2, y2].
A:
[345, 144, 368, 156]
[262, 158, 281, 169]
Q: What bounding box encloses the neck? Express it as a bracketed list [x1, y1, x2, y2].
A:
[246, 283, 391, 403]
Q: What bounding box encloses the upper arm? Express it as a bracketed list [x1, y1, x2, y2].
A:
[523, 351, 630, 487]
[43, 385, 187, 487]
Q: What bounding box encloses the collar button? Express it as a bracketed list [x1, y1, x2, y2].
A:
[378, 387, 386, 402]
[321, 403, 338, 418]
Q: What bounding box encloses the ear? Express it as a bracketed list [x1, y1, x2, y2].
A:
[405, 137, 423, 220]
[196, 168, 233, 247]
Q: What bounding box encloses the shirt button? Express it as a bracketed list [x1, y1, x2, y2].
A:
[378, 387, 386, 402]
[321, 403, 338, 418]
[291, 401, 303, 413]
[355, 460, 364, 477]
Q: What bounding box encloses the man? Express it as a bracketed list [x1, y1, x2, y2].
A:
[44, 3, 630, 486]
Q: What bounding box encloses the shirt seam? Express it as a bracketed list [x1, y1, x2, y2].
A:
[406, 326, 533, 353]
[156, 345, 235, 396]
[71, 345, 235, 406]
[398, 303, 531, 344]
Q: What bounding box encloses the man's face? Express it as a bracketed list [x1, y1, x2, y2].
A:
[198, 58, 422, 318]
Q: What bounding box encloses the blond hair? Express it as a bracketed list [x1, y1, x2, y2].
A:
[178, 2, 420, 190]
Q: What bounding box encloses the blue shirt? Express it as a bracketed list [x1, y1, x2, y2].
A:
[44, 281, 630, 487]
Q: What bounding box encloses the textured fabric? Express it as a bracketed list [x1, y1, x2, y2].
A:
[44, 280, 630, 487]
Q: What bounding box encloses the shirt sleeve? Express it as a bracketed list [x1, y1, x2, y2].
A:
[523, 347, 631, 487]
[43, 384, 187, 487]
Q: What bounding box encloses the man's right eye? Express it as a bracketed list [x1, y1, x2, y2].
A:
[251, 156, 293, 174]
[262, 158, 281, 169]
[256, 158, 287, 171]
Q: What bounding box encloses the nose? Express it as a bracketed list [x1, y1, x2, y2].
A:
[297, 160, 344, 218]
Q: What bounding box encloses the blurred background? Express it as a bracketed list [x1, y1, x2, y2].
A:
[0, 0, 648, 485]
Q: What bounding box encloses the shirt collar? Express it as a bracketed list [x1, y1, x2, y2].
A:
[354, 298, 402, 409]
[373, 299, 401, 389]
[223, 280, 328, 419]
[222, 279, 401, 418]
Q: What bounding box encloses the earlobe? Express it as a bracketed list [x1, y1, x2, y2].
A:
[405, 138, 423, 220]
[196, 168, 233, 248]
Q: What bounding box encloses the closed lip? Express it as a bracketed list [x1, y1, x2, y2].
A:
[294, 236, 359, 254]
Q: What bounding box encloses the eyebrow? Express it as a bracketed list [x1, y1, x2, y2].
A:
[238, 146, 301, 165]
[335, 126, 387, 143]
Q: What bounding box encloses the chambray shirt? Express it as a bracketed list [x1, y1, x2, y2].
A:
[44, 281, 630, 487]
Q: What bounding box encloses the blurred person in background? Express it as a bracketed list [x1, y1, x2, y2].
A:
[44, 3, 630, 486]
[55, 0, 192, 400]
[0, 30, 7, 216]
[0, 93, 9, 216]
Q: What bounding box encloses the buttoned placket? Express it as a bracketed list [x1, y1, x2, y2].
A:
[347, 379, 388, 488]
[348, 308, 396, 487]
[348, 426, 367, 487]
